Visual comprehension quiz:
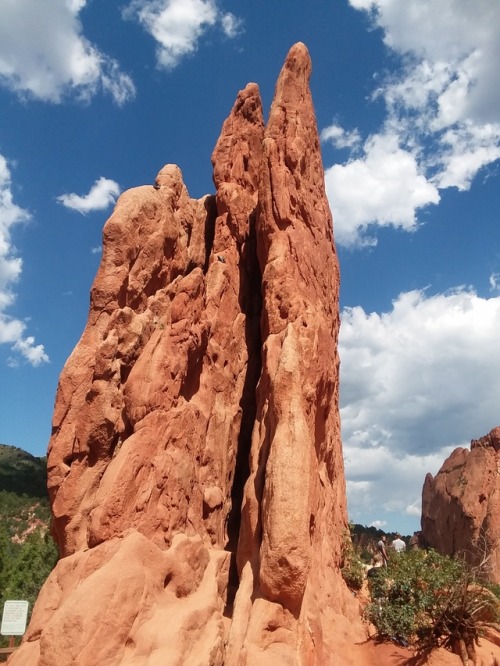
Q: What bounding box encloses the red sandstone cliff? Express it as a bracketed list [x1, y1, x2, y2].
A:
[421, 427, 500, 584]
[10, 44, 365, 666]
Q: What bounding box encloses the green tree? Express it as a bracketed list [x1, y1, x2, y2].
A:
[1, 530, 57, 607]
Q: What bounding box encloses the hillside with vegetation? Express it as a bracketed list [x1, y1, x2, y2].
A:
[0, 444, 48, 497]
[0, 444, 57, 647]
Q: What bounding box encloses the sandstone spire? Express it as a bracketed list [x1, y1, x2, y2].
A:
[10, 43, 363, 666]
[226, 43, 352, 664]
[422, 426, 500, 583]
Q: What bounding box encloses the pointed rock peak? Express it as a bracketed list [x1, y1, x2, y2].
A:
[233, 82, 262, 123]
[270, 42, 312, 110]
[283, 41, 311, 76]
[154, 164, 187, 200]
[259, 41, 331, 252]
[211, 82, 264, 192]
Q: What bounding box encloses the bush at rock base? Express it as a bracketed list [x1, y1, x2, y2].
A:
[341, 529, 365, 591]
[367, 548, 500, 664]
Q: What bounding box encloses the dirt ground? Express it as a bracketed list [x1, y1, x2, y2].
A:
[348, 634, 500, 666]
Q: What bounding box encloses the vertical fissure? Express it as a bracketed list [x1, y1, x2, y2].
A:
[225, 213, 262, 613]
[203, 195, 217, 274]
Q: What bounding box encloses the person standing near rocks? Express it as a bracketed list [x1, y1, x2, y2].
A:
[392, 534, 406, 553]
[376, 535, 389, 566]
[408, 532, 421, 550]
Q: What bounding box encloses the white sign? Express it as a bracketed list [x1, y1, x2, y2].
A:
[1, 600, 29, 636]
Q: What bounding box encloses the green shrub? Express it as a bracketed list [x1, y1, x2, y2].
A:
[360, 549, 373, 564]
[366, 548, 500, 664]
[341, 530, 365, 591]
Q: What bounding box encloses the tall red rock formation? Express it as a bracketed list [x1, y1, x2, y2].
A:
[10, 43, 364, 666]
[421, 427, 500, 584]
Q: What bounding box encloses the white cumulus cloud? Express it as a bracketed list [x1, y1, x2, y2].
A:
[0, 155, 48, 366]
[326, 132, 439, 247]
[352, 0, 500, 126]
[405, 501, 421, 518]
[221, 13, 244, 39]
[13, 336, 49, 367]
[340, 288, 500, 528]
[489, 274, 500, 293]
[0, 0, 135, 104]
[321, 124, 361, 150]
[57, 177, 121, 214]
[329, 0, 500, 248]
[124, 0, 242, 69]
[434, 122, 500, 191]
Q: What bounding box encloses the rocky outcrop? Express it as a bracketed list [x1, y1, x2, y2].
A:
[10, 43, 364, 665]
[421, 427, 500, 583]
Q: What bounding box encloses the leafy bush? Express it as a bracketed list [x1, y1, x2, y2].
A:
[360, 549, 373, 564]
[341, 530, 365, 591]
[367, 548, 500, 664]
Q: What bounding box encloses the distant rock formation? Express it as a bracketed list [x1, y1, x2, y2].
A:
[10, 43, 365, 665]
[421, 427, 500, 583]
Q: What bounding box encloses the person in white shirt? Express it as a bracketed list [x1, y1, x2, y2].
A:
[392, 533, 406, 552]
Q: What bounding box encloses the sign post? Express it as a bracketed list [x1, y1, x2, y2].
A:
[1, 601, 29, 657]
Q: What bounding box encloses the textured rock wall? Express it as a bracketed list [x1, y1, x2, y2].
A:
[10, 43, 364, 666]
[421, 426, 500, 583]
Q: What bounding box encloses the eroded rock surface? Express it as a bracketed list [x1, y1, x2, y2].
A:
[11, 43, 363, 666]
[422, 427, 500, 583]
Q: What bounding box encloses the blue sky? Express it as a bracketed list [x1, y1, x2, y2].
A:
[1, 0, 499, 535]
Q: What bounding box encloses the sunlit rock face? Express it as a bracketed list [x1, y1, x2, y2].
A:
[11, 43, 365, 666]
[422, 426, 500, 584]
